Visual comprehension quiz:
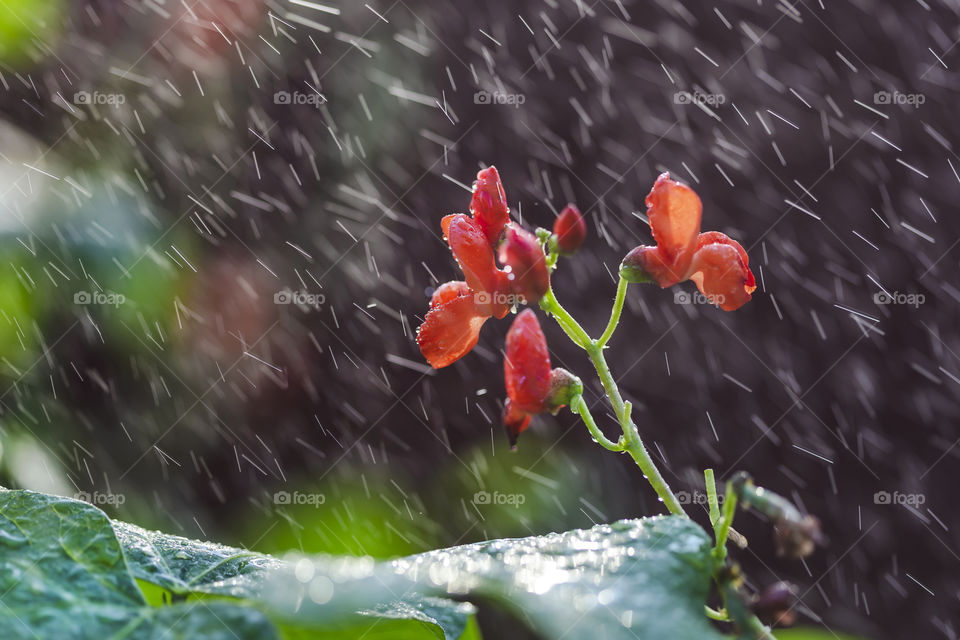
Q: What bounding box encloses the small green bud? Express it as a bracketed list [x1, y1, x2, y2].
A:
[545, 368, 582, 413]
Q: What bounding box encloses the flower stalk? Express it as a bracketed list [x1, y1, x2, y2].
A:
[540, 276, 686, 517]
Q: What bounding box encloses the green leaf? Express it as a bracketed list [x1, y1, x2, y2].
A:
[112, 520, 282, 600]
[112, 515, 477, 639]
[0, 489, 276, 639]
[269, 516, 726, 640]
[773, 629, 864, 640]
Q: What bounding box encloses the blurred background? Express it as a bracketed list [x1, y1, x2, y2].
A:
[0, 0, 957, 638]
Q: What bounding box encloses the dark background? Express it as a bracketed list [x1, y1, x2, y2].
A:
[0, 1, 957, 638]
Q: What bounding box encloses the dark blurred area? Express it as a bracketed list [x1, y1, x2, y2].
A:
[0, 0, 958, 638]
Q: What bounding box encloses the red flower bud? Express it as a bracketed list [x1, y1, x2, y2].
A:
[498, 223, 549, 305]
[470, 166, 510, 247]
[553, 204, 586, 255]
[502, 310, 580, 447]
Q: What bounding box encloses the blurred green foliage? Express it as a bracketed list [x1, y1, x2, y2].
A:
[0, 0, 63, 64]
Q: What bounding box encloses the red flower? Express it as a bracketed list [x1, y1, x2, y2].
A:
[503, 310, 581, 447]
[419, 166, 552, 369]
[620, 173, 756, 311]
[553, 204, 586, 255]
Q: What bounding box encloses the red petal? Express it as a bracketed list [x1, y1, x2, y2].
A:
[504, 309, 552, 413]
[553, 204, 587, 254]
[498, 223, 550, 304]
[470, 166, 510, 247]
[502, 398, 532, 448]
[430, 281, 471, 308]
[417, 294, 489, 368]
[687, 238, 755, 312]
[643, 173, 702, 286]
[446, 214, 500, 299]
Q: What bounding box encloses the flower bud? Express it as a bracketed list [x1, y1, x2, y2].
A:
[545, 368, 582, 413]
[619, 246, 655, 284]
[553, 204, 586, 255]
[751, 582, 799, 627]
[498, 223, 549, 304]
[470, 166, 510, 247]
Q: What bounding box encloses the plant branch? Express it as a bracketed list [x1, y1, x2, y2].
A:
[573, 396, 622, 451]
[597, 276, 628, 347]
[540, 284, 686, 517]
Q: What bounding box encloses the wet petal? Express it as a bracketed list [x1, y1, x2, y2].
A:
[504, 309, 552, 413]
[430, 281, 471, 308]
[446, 214, 500, 299]
[687, 240, 756, 312]
[498, 223, 549, 304]
[502, 398, 532, 449]
[470, 166, 510, 246]
[417, 294, 489, 368]
[643, 173, 702, 285]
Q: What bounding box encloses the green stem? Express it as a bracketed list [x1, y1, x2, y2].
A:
[712, 480, 739, 564]
[573, 396, 622, 451]
[597, 276, 628, 347]
[540, 288, 592, 348]
[704, 606, 729, 622]
[705, 469, 720, 527]
[540, 285, 686, 517]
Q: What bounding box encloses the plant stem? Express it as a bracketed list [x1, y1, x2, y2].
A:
[573, 396, 622, 451]
[703, 606, 729, 622]
[712, 480, 739, 564]
[540, 288, 592, 348]
[597, 276, 628, 347]
[705, 469, 720, 527]
[540, 283, 686, 517]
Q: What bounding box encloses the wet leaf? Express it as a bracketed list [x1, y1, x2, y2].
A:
[271, 516, 726, 640]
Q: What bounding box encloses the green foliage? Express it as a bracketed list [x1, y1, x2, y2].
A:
[270, 515, 727, 640]
[0, 0, 62, 64]
[0, 487, 762, 639]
